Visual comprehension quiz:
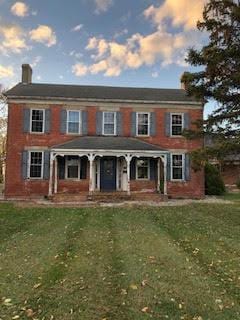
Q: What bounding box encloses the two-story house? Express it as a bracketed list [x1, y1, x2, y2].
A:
[4, 64, 204, 200]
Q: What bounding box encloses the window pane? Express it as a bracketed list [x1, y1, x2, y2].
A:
[138, 114, 149, 135]
[104, 123, 115, 135]
[31, 110, 44, 133]
[30, 152, 42, 178]
[173, 168, 183, 180]
[68, 122, 79, 133]
[69, 111, 79, 122]
[172, 125, 182, 136]
[136, 159, 149, 179]
[172, 114, 182, 125]
[68, 166, 79, 179]
[173, 155, 183, 166]
[104, 112, 114, 123]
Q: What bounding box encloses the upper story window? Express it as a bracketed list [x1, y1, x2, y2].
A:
[103, 112, 116, 135]
[171, 154, 184, 180]
[67, 110, 81, 134]
[171, 113, 183, 136]
[137, 113, 150, 136]
[136, 158, 150, 180]
[31, 109, 45, 133]
[29, 151, 43, 179]
[65, 156, 80, 179]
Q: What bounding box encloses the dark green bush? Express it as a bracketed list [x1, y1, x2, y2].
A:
[236, 179, 240, 189]
[205, 163, 226, 195]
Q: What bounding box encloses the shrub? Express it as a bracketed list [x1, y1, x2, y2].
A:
[205, 163, 226, 195]
[236, 179, 240, 189]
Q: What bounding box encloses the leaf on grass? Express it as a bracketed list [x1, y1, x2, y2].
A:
[25, 308, 34, 318]
[141, 307, 149, 313]
[33, 283, 42, 289]
[130, 284, 138, 290]
[3, 298, 12, 306]
[141, 280, 147, 287]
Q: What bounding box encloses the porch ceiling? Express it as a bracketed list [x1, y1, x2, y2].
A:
[51, 136, 166, 152]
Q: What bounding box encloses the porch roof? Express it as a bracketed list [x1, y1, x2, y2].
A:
[52, 136, 166, 152]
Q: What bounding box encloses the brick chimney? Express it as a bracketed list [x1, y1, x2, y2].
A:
[22, 64, 32, 84]
[180, 72, 190, 91]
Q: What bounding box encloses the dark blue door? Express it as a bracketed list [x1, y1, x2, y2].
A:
[100, 157, 116, 191]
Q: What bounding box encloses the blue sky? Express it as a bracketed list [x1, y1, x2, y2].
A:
[0, 0, 213, 114]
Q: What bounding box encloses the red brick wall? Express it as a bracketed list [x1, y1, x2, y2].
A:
[5, 103, 204, 198]
[221, 164, 240, 186]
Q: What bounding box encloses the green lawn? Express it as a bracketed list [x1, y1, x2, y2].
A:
[0, 202, 239, 320]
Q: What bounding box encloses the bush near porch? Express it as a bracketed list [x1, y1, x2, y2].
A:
[0, 202, 239, 320]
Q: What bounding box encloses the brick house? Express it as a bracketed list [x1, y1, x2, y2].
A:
[4, 64, 204, 200]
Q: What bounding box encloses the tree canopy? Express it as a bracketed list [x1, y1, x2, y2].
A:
[183, 0, 240, 166]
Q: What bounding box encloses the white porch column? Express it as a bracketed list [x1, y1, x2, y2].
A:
[48, 153, 54, 197]
[54, 156, 58, 194]
[125, 154, 132, 196]
[163, 155, 167, 195]
[157, 158, 161, 193]
[88, 153, 95, 195]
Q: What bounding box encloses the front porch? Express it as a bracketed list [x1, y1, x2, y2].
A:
[48, 136, 168, 199]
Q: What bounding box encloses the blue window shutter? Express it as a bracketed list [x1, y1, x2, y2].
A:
[184, 113, 190, 129]
[150, 112, 156, 136]
[167, 153, 171, 181]
[82, 111, 88, 135]
[130, 158, 136, 180]
[116, 112, 122, 136]
[80, 157, 87, 179]
[43, 151, 50, 180]
[23, 108, 30, 133]
[58, 156, 65, 179]
[60, 109, 67, 134]
[96, 111, 103, 135]
[150, 159, 157, 180]
[131, 112, 136, 136]
[185, 154, 191, 181]
[165, 112, 170, 137]
[45, 109, 51, 133]
[22, 151, 28, 179]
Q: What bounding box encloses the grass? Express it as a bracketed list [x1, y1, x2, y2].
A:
[0, 201, 239, 320]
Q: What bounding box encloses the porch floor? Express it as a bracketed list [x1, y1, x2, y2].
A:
[51, 191, 166, 203]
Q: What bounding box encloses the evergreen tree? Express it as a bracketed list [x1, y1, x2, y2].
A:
[183, 0, 240, 166]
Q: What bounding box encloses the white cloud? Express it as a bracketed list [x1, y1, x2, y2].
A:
[29, 25, 57, 47]
[0, 65, 14, 78]
[71, 24, 83, 32]
[30, 55, 42, 67]
[11, 2, 29, 17]
[144, 0, 206, 30]
[94, 0, 113, 14]
[72, 63, 88, 76]
[152, 71, 159, 78]
[78, 27, 199, 77]
[0, 25, 28, 54]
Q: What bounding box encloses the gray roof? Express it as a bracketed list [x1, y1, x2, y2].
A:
[5, 83, 199, 103]
[52, 136, 166, 151]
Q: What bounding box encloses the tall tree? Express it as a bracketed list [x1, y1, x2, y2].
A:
[183, 0, 240, 168]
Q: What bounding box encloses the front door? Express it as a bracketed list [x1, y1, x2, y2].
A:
[100, 157, 117, 191]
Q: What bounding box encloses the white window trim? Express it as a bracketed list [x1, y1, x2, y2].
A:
[171, 153, 185, 181]
[102, 111, 117, 136]
[136, 158, 150, 180]
[30, 109, 45, 134]
[65, 156, 81, 180]
[170, 113, 184, 137]
[136, 112, 150, 137]
[28, 151, 44, 180]
[67, 110, 81, 135]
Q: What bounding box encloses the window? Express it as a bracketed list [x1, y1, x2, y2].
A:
[103, 112, 116, 135]
[171, 113, 183, 136]
[137, 113, 149, 136]
[66, 156, 80, 179]
[136, 158, 150, 180]
[31, 109, 44, 133]
[67, 111, 81, 134]
[29, 151, 43, 179]
[171, 154, 184, 180]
